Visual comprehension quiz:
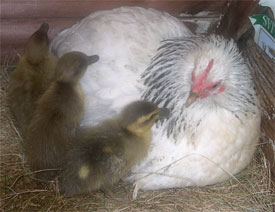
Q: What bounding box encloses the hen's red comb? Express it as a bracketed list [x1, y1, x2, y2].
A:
[203, 59, 214, 77]
[192, 59, 214, 92]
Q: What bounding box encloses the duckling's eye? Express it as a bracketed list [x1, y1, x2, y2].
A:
[78, 63, 85, 70]
[149, 112, 158, 120]
[141, 112, 158, 126]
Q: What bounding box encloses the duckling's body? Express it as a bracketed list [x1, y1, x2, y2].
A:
[25, 52, 99, 180]
[9, 23, 57, 133]
[59, 100, 168, 197]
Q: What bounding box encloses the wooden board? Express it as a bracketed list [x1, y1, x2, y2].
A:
[0, 0, 228, 64]
[244, 39, 275, 190]
[215, 0, 259, 40]
[1, 0, 228, 18]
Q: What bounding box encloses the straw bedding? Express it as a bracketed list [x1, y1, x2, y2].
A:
[0, 59, 274, 212]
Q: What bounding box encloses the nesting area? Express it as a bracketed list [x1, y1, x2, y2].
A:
[0, 59, 274, 212]
[1, 1, 275, 211]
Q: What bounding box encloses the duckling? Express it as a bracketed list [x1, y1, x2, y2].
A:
[24, 51, 99, 181]
[8, 23, 58, 133]
[58, 100, 169, 197]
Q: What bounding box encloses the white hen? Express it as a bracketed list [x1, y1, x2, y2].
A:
[51, 7, 260, 198]
[129, 36, 260, 197]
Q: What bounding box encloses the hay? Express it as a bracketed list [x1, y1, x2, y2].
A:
[0, 63, 274, 212]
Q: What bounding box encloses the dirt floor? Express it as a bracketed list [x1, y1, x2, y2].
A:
[0, 61, 274, 212]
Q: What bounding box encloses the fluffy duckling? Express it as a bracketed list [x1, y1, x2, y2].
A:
[24, 51, 99, 181]
[8, 23, 58, 133]
[58, 100, 169, 197]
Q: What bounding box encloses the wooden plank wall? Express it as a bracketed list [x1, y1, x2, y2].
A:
[244, 39, 275, 190]
[229, 1, 274, 190]
[0, 0, 228, 64]
[215, 0, 259, 40]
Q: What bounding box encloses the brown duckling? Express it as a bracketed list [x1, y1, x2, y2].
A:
[8, 23, 58, 133]
[24, 51, 99, 181]
[58, 100, 169, 197]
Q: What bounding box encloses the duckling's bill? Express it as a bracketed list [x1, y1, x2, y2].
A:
[158, 107, 170, 119]
[88, 55, 100, 64]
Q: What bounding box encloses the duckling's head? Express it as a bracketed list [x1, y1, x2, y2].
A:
[56, 51, 99, 83]
[25, 23, 50, 65]
[120, 100, 170, 136]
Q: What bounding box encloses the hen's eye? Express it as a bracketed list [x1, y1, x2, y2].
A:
[212, 83, 219, 89]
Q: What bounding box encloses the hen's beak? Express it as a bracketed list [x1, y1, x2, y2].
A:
[186, 91, 200, 108]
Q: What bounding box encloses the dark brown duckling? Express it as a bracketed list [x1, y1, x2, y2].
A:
[24, 51, 99, 181]
[8, 23, 58, 133]
[58, 100, 169, 197]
